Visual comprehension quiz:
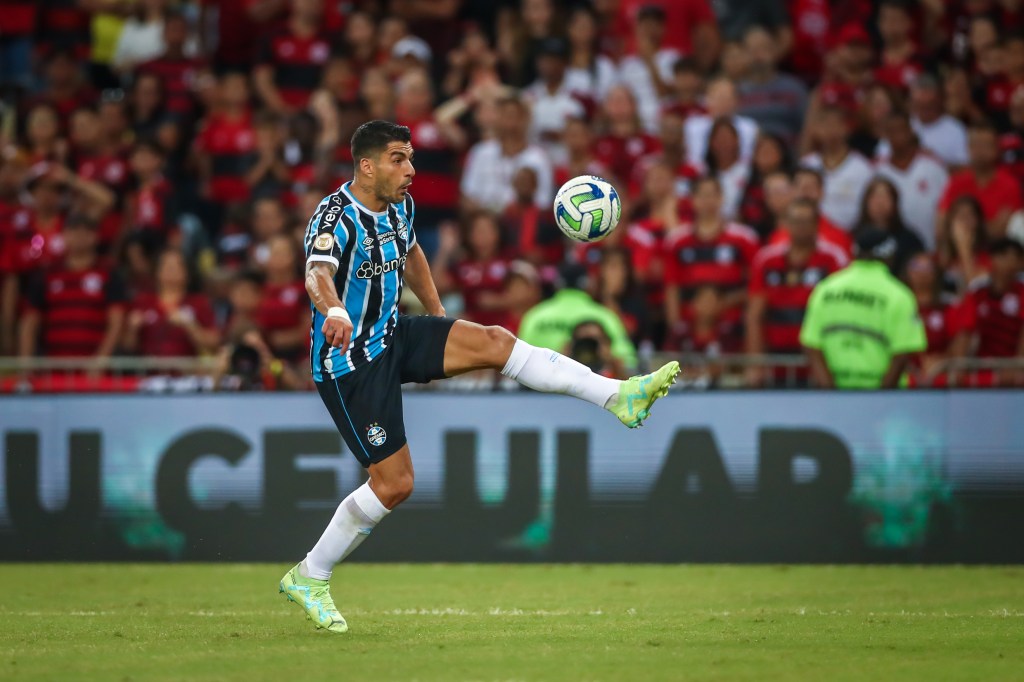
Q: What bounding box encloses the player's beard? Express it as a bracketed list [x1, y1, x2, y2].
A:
[374, 177, 403, 205]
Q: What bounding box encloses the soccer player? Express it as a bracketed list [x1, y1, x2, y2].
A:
[279, 121, 680, 633]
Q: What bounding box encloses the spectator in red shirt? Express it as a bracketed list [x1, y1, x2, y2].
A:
[617, 0, 719, 71]
[738, 133, 793, 238]
[594, 85, 660, 188]
[18, 215, 125, 359]
[555, 117, 612, 191]
[939, 195, 991, 295]
[68, 106, 130, 247]
[875, 0, 924, 91]
[224, 269, 265, 342]
[786, 0, 831, 83]
[667, 285, 742, 357]
[497, 261, 543, 334]
[594, 247, 650, 346]
[22, 104, 64, 163]
[905, 253, 970, 386]
[202, 0, 287, 71]
[754, 169, 796, 241]
[433, 210, 516, 327]
[124, 248, 220, 358]
[958, 238, 1024, 370]
[4, 162, 115, 280]
[500, 166, 564, 270]
[128, 72, 168, 143]
[629, 110, 701, 202]
[38, 1, 92, 62]
[247, 112, 291, 200]
[0, 153, 28, 353]
[769, 167, 854, 257]
[253, 0, 332, 114]
[341, 10, 381, 74]
[256, 234, 308, 360]
[125, 140, 176, 244]
[248, 196, 292, 269]
[940, 120, 1024, 240]
[977, 33, 1024, 132]
[194, 72, 258, 207]
[136, 12, 205, 121]
[394, 68, 466, 250]
[747, 198, 848, 386]
[663, 57, 705, 120]
[664, 175, 760, 334]
[98, 92, 133, 154]
[21, 50, 95, 130]
[1001, 84, 1024, 181]
[627, 160, 690, 281]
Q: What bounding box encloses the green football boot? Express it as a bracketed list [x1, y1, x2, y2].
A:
[610, 361, 681, 428]
[279, 563, 348, 633]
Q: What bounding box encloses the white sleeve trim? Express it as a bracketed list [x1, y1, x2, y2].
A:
[306, 254, 340, 270]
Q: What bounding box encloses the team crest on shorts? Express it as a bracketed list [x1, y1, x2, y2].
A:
[366, 423, 387, 447]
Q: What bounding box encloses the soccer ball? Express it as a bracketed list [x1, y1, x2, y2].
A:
[553, 175, 621, 243]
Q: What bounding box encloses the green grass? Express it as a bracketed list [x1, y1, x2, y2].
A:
[1, 564, 1022, 681]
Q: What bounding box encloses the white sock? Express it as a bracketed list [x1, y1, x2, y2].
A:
[500, 339, 621, 409]
[302, 482, 390, 580]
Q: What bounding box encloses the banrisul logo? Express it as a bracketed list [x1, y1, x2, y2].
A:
[366, 423, 387, 447]
[356, 254, 407, 279]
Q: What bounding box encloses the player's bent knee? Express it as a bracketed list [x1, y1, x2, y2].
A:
[374, 473, 414, 509]
[482, 325, 516, 364]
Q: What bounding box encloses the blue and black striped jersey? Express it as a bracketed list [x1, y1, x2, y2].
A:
[304, 181, 417, 381]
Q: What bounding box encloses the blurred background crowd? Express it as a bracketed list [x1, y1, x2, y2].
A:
[2, 0, 1024, 391]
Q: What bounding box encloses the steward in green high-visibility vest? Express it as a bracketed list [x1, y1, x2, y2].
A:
[800, 228, 927, 389]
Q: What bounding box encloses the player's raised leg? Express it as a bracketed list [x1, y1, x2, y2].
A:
[443, 321, 680, 428]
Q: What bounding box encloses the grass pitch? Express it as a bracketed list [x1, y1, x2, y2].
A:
[1, 564, 1022, 681]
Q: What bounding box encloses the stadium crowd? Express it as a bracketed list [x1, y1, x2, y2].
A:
[1, 0, 1024, 390]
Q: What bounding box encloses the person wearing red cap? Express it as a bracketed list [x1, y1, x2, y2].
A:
[799, 23, 874, 155]
[940, 120, 1024, 240]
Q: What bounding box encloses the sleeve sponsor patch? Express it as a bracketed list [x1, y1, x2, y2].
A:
[314, 233, 335, 251]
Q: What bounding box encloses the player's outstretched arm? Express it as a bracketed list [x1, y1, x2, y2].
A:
[306, 261, 353, 351]
[403, 244, 446, 317]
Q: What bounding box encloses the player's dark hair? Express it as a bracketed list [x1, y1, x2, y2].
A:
[350, 120, 412, 164]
